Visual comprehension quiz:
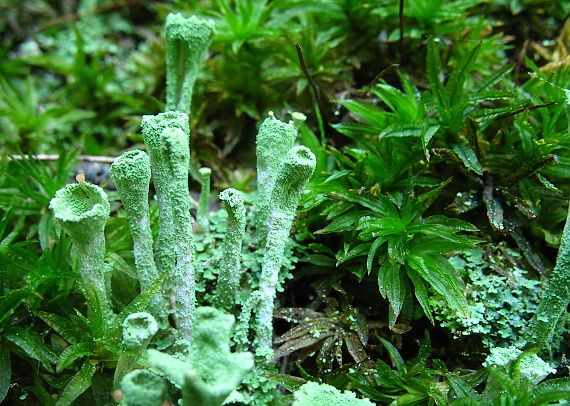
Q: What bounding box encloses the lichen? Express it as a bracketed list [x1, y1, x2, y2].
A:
[165, 14, 216, 113]
[121, 369, 167, 406]
[197, 167, 212, 234]
[141, 112, 195, 350]
[146, 307, 254, 406]
[255, 145, 316, 358]
[526, 197, 570, 350]
[109, 150, 158, 293]
[214, 188, 246, 312]
[114, 313, 159, 389]
[430, 248, 545, 348]
[484, 347, 555, 386]
[292, 381, 374, 406]
[49, 182, 111, 313]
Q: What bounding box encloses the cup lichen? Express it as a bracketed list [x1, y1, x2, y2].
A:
[141, 112, 196, 349]
[214, 188, 246, 312]
[49, 182, 111, 313]
[145, 307, 254, 406]
[109, 150, 158, 294]
[165, 13, 216, 114]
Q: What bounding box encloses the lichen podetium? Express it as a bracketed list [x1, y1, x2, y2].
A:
[214, 188, 246, 312]
[255, 112, 298, 250]
[109, 150, 158, 294]
[165, 13, 216, 114]
[525, 89, 570, 351]
[49, 182, 111, 316]
[141, 111, 195, 351]
[255, 145, 316, 359]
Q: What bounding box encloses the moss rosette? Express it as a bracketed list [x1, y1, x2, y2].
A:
[49, 182, 110, 244]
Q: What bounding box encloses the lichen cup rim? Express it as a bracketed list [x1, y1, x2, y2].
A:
[49, 182, 110, 223]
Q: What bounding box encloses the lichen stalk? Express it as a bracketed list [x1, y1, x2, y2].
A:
[120, 369, 167, 406]
[525, 91, 570, 350]
[215, 188, 246, 312]
[197, 167, 212, 234]
[526, 193, 570, 348]
[141, 112, 195, 346]
[49, 182, 110, 315]
[109, 150, 158, 292]
[255, 146, 316, 359]
[165, 14, 216, 114]
[113, 312, 159, 389]
[146, 307, 254, 406]
[255, 112, 298, 248]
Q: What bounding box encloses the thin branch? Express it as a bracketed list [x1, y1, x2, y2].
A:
[295, 42, 323, 109]
[4, 154, 116, 163]
[366, 64, 400, 89]
[36, 0, 146, 31]
[498, 101, 557, 120]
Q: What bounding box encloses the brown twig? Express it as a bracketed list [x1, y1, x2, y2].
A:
[5, 154, 116, 163]
[295, 42, 324, 111]
[366, 64, 400, 89]
[497, 101, 557, 120]
[36, 0, 146, 31]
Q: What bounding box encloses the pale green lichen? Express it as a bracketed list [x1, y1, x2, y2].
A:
[480, 347, 556, 401]
[484, 347, 555, 386]
[255, 145, 316, 358]
[165, 13, 216, 113]
[49, 182, 110, 313]
[526, 93, 570, 350]
[146, 307, 254, 406]
[214, 188, 246, 312]
[255, 112, 298, 248]
[109, 150, 158, 293]
[430, 248, 544, 348]
[197, 167, 212, 234]
[121, 369, 167, 406]
[114, 312, 159, 389]
[141, 112, 195, 349]
[291, 111, 307, 129]
[292, 382, 374, 406]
